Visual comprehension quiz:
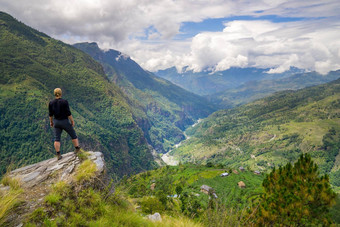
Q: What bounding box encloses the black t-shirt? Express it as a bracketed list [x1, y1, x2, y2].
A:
[49, 98, 72, 120]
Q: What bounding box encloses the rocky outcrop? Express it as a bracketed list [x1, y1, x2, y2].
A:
[238, 181, 246, 188]
[147, 212, 162, 222]
[0, 151, 105, 226]
[7, 151, 105, 188]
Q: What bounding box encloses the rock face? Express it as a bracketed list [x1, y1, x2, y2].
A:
[147, 212, 162, 222]
[7, 151, 105, 188]
[0, 151, 105, 226]
[238, 181, 246, 188]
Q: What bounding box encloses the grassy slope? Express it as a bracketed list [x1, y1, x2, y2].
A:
[0, 12, 156, 177]
[119, 164, 264, 210]
[119, 163, 340, 224]
[73, 42, 217, 152]
[171, 79, 340, 187]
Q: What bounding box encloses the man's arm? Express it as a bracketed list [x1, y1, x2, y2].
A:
[49, 116, 54, 127]
[68, 115, 75, 127]
[48, 102, 54, 127]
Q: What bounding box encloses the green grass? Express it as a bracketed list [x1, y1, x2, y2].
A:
[74, 159, 97, 183]
[115, 164, 268, 226]
[44, 192, 62, 206]
[1, 174, 21, 190]
[192, 171, 264, 208]
[119, 164, 264, 214]
[76, 150, 89, 161]
[0, 176, 23, 225]
[27, 166, 202, 227]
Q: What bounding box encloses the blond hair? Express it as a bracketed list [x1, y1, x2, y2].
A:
[54, 88, 62, 97]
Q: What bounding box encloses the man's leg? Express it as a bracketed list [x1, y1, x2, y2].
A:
[71, 138, 79, 147]
[54, 141, 62, 160]
[54, 141, 61, 152]
[72, 138, 81, 153]
[64, 121, 80, 153]
[53, 123, 62, 160]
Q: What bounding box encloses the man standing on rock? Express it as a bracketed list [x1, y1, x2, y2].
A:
[49, 88, 80, 160]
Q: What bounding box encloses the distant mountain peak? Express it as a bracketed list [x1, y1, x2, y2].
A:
[114, 52, 130, 61]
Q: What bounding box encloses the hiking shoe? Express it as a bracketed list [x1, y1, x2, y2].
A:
[56, 152, 62, 160]
[74, 146, 81, 154]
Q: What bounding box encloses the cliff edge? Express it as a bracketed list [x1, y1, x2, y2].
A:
[0, 151, 105, 226]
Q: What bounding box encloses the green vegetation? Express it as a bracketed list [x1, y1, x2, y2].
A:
[26, 158, 201, 227]
[0, 12, 156, 178]
[73, 42, 217, 152]
[118, 164, 264, 225]
[171, 78, 340, 186]
[74, 159, 97, 183]
[330, 195, 340, 223]
[119, 157, 340, 225]
[0, 175, 23, 225]
[1, 152, 338, 226]
[252, 154, 336, 226]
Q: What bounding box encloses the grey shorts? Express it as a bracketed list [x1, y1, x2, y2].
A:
[53, 119, 78, 141]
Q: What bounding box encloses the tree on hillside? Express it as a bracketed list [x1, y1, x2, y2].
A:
[251, 154, 336, 226]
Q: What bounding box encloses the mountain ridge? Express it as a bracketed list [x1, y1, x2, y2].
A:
[170, 78, 340, 188]
[73, 42, 217, 152]
[155, 66, 303, 96]
[0, 11, 156, 177]
[207, 70, 340, 108]
[155, 66, 339, 109]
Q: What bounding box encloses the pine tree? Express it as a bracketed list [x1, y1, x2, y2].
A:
[253, 154, 336, 226]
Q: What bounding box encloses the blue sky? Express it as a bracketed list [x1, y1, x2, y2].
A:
[177, 15, 307, 40]
[1, 0, 340, 74]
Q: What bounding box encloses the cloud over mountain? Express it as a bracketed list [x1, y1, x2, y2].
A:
[2, 0, 340, 74]
[179, 19, 340, 74]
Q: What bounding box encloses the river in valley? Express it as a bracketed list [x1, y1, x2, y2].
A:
[161, 119, 201, 165]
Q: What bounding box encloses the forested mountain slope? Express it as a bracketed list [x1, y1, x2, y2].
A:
[0, 12, 156, 177]
[73, 42, 217, 152]
[171, 78, 340, 187]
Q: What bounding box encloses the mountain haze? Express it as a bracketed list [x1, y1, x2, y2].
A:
[0, 12, 156, 177]
[207, 70, 340, 108]
[73, 42, 217, 152]
[155, 66, 304, 96]
[156, 67, 339, 109]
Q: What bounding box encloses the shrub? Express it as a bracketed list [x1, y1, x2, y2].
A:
[44, 192, 62, 206]
[74, 159, 97, 183]
[140, 196, 165, 214]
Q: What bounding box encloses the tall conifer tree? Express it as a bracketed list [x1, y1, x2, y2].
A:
[253, 154, 336, 226]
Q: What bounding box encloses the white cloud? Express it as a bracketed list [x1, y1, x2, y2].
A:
[1, 0, 340, 74]
[185, 19, 340, 74]
[135, 19, 340, 74]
